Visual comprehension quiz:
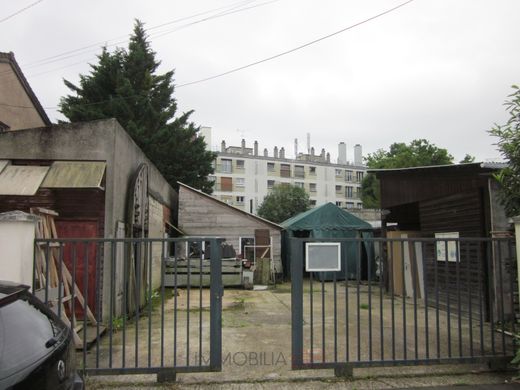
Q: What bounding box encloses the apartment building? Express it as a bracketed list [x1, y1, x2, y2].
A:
[209, 137, 366, 214]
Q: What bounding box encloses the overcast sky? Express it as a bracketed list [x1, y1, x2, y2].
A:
[2, 0, 519, 163]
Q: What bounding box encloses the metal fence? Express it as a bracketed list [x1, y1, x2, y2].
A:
[33, 237, 224, 381]
[291, 237, 518, 373]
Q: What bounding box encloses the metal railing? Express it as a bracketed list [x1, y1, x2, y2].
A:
[291, 237, 518, 372]
[34, 237, 224, 380]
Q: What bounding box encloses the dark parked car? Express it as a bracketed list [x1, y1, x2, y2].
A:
[0, 281, 84, 389]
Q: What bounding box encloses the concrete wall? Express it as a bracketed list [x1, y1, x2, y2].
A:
[0, 62, 47, 130]
[178, 185, 283, 273]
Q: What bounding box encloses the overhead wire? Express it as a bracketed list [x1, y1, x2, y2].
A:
[0, 0, 415, 111]
[0, 0, 44, 24]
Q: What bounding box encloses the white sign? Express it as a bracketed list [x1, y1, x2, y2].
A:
[435, 232, 459, 262]
[305, 242, 341, 272]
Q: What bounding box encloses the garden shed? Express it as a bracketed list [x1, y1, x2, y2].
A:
[281, 202, 375, 280]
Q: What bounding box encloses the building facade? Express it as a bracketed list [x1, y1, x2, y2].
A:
[209, 138, 366, 214]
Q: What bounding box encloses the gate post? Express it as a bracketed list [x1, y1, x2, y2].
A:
[291, 237, 304, 369]
[210, 238, 223, 372]
[512, 216, 520, 308]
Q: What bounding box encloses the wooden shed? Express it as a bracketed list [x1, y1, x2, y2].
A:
[177, 182, 283, 280]
[372, 162, 513, 321]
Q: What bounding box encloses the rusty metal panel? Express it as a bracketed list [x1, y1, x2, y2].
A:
[0, 165, 49, 195]
[41, 161, 106, 188]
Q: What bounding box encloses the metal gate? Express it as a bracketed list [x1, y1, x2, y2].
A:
[34, 237, 224, 381]
[291, 236, 518, 375]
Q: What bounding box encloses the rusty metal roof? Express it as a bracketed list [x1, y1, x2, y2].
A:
[41, 161, 106, 188]
[0, 165, 49, 195]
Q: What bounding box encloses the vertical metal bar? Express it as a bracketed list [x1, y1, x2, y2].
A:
[466, 241, 474, 358]
[159, 240, 165, 367]
[444, 240, 452, 358]
[199, 245, 203, 366]
[401, 241, 407, 361]
[344, 242, 349, 362]
[368, 238, 373, 361]
[412, 240, 418, 360]
[57, 243, 64, 320]
[435, 240, 440, 359]
[478, 242, 484, 356]
[421, 241, 429, 360]
[122, 241, 128, 368]
[333, 271, 337, 363]
[109, 241, 116, 368]
[71, 243, 77, 333]
[390, 240, 395, 360]
[321, 274, 325, 363]
[187, 252, 191, 366]
[291, 238, 304, 369]
[379, 240, 384, 361]
[174, 243, 178, 367]
[32, 240, 37, 292]
[135, 241, 141, 368]
[95, 242, 101, 369]
[497, 241, 506, 355]
[209, 238, 223, 372]
[45, 243, 50, 303]
[310, 269, 314, 364]
[83, 242, 89, 366]
[148, 241, 153, 368]
[456, 240, 462, 357]
[485, 240, 496, 355]
[507, 239, 517, 349]
[357, 239, 361, 362]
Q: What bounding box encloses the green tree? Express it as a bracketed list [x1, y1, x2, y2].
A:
[362, 139, 454, 208]
[489, 85, 520, 216]
[459, 154, 476, 163]
[59, 20, 216, 193]
[257, 184, 310, 223]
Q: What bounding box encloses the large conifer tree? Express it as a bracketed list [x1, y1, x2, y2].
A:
[59, 20, 215, 193]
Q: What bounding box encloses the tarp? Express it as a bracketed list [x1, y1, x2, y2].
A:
[281, 203, 374, 280]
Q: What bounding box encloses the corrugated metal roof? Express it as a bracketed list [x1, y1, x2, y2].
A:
[41, 161, 106, 188]
[0, 165, 49, 195]
[0, 160, 9, 174]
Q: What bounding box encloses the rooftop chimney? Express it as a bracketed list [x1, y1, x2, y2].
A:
[338, 142, 347, 165]
[254, 141, 258, 156]
[294, 138, 298, 158]
[354, 144, 363, 165]
[326, 152, 330, 163]
[221, 140, 226, 153]
[320, 148, 326, 159]
[280, 147, 285, 159]
[274, 146, 279, 159]
[264, 148, 269, 157]
[307, 133, 311, 154]
[241, 139, 246, 155]
[310, 147, 315, 156]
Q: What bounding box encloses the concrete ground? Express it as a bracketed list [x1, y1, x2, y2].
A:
[84, 282, 518, 389]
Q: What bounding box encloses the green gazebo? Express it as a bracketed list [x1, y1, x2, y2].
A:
[281, 202, 375, 280]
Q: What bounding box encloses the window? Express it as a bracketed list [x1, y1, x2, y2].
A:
[294, 165, 305, 178]
[236, 160, 245, 169]
[336, 201, 342, 207]
[221, 177, 232, 191]
[267, 162, 275, 172]
[335, 185, 342, 193]
[267, 180, 275, 189]
[345, 186, 353, 198]
[208, 175, 216, 182]
[236, 177, 245, 187]
[356, 203, 363, 208]
[309, 183, 317, 192]
[221, 159, 232, 173]
[345, 170, 352, 181]
[280, 163, 291, 178]
[335, 169, 342, 177]
[355, 187, 362, 198]
[295, 182, 304, 189]
[309, 166, 316, 175]
[310, 199, 317, 206]
[236, 196, 245, 204]
[346, 202, 354, 209]
[356, 171, 364, 182]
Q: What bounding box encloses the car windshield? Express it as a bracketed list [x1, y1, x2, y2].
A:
[0, 292, 64, 379]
